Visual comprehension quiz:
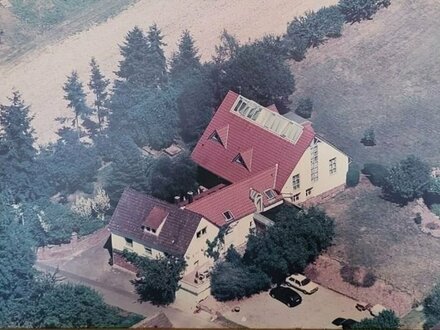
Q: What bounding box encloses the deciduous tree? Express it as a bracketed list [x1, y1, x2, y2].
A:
[339, 0, 391, 24]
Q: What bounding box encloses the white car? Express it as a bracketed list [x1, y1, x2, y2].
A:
[285, 273, 319, 294]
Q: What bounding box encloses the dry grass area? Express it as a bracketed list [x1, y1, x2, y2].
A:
[290, 0, 440, 166]
[315, 178, 440, 312]
[0, 0, 337, 145]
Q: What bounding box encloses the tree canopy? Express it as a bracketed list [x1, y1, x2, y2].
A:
[243, 205, 334, 283]
[123, 251, 186, 305]
[382, 155, 431, 204]
[352, 310, 399, 329]
[339, 0, 391, 23]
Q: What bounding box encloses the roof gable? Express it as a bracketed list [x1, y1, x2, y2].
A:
[109, 188, 202, 256]
[186, 167, 280, 226]
[191, 91, 315, 191]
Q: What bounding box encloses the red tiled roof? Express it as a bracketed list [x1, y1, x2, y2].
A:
[186, 166, 280, 226]
[216, 125, 229, 148]
[191, 91, 315, 192]
[132, 311, 173, 328]
[143, 206, 168, 230]
[109, 188, 202, 256]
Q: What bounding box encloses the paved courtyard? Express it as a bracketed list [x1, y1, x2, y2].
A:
[222, 285, 371, 329]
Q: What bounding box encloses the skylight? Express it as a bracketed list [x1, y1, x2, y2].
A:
[231, 96, 303, 144]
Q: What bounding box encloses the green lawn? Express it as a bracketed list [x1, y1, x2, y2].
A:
[289, 0, 440, 167]
[320, 179, 440, 302]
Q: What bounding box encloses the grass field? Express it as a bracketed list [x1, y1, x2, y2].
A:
[0, 0, 138, 63]
[289, 0, 440, 166]
[320, 179, 440, 302]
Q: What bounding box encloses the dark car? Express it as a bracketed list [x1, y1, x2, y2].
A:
[332, 317, 359, 329]
[269, 286, 302, 307]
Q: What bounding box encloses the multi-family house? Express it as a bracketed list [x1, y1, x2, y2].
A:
[109, 91, 349, 299]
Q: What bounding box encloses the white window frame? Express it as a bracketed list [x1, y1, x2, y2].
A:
[329, 158, 337, 175]
[292, 174, 300, 190]
[144, 246, 152, 255]
[292, 193, 300, 202]
[223, 211, 235, 222]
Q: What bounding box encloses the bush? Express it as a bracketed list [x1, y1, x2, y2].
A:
[362, 163, 389, 187]
[295, 98, 313, 119]
[339, 0, 391, 24]
[361, 127, 376, 146]
[431, 204, 440, 218]
[211, 261, 271, 301]
[340, 264, 376, 287]
[414, 213, 422, 225]
[382, 155, 431, 204]
[424, 283, 440, 328]
[284, 5, 345, 61]
[353, 310, 399, 330]
[346, 163, 360, 187]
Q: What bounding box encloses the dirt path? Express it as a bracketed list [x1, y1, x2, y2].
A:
[0, 0, 337, 145]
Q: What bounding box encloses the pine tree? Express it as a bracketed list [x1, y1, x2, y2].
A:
[170, 30, 201, 81]
[0, 91, 38, 201]
[116, 26, 150, 84]
[145, 23, 168, 87]
[62, 71, 90, 136]
[88, 57, 110, 133]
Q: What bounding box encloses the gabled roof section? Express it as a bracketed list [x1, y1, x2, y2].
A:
[209, 125, 229, 148]
[235, 148, 253, 171]
[109, 188, 202, 256]
[191, 91, 315, 191]
[186, 167, 281, 227]
[267, 104, 279, 113]
[143, 206, 168, 230]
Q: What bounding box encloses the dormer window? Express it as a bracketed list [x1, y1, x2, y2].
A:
[223, 211, 234, 222]
[209, 131, 222, 144]
[233, 154, 245, 166]
[264, 189, 277, 200]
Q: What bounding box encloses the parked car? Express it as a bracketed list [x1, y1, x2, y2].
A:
[332, 317, 359, 329]
[269, 286, 302, 308]
[285, 273, 319, 294]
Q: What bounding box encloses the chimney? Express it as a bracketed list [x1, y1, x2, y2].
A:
[174, 196, 180, 205]
[187, 191, 194, 204]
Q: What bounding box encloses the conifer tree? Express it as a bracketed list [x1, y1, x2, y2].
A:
[170, 30, 201, 81]
[62, 71, 90, 136]
[145, 23, 168, 87]
[0, 91, 38, 201]
[116, 26, 149, 84]
[88, 57, 110, 133]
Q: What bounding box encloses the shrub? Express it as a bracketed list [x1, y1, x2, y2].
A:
[211, 261, 271, 301]
[353, 310, 399, 330]
[361, 127, 376, 146]
[362, 271, 376, 287]
[346, 163, 361, 187]
[431, 204, 440, 218]
[382, 155, 431, 204]
[362, 163, 389, 187]
[339, 0, 391, 24]
[284, 6, 345, 61]
[414, 213, 422, 225]
[340, 264, 356, 284]
[295, 98, 313, 119]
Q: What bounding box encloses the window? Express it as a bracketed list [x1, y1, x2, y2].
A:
[292, 174, 300, 190]
[306, 188, 313, 197]
[292, 193, 300, 202]
[151, 228, 156, 234]
[223, 211, 234, 222]
[310, 143, 319, 182]
[233, 154, 245, 165]
[196, 227, 207, 238]
[329, 158, 337, 174]
[264, 189, 277, 200]
[125, 237, 133, 247]
[144, 246, 152, 255]
[209, 131, 223, 146]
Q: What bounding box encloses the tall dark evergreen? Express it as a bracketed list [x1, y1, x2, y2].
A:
[116, 26, 150, 84]
[62, 71, 90, 136]
[145, 23, 168, 87]
[0, 91, 38, 201]
[170, 30, 201, 81]
[88, 57, 110, 133]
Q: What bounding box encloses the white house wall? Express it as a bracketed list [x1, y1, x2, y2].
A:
[281, 138, 349, 203]
[111, 233, 164, 259]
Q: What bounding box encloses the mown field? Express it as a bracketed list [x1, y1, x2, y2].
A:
[290, 0, 440, 166]
[0, 0, 138, 63]
[320, 179, 440, 303]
